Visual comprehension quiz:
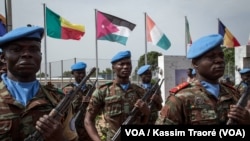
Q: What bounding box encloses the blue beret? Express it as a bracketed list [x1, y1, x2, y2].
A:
[187, 34, 223, 59]
[137, 65, 151, 75]
[71, 62, 87, 71]
[192, 69, 196, 75]
[0, 26, 44, 46]
[111, 50, 131, 63]
[239, 68, 250, 74]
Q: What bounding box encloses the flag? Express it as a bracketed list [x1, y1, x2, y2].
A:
[218, 19, 240, 48]
[96, 10, 136, 45]
[0, 14, 7, 36]
[46, 7, 85, 40]
[185, 16, 192, 46]
[146, 14, 171, 50]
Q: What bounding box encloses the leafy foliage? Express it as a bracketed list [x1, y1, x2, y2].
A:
[137, 51, 162, 72]
[36, 72, 48, 77]
[63, 71, 72, 77]
[222, 47, 235, 78]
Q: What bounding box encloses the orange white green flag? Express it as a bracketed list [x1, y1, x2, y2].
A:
[45, 7, 85, 40]
[146, 14, 171, 50]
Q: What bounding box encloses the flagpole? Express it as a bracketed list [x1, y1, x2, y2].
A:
[95, 9, 99, 86]
[217, 18, 220, 32]
[144, 12, 147, 65]
[185, 16, 187, 56]
[43, 3, 48, 84]
[5, 0, 12, 32]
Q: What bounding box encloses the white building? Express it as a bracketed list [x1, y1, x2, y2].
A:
[158, 55, 192, 104]
[235, 45, 250, 84]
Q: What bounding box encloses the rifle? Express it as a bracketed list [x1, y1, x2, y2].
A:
[227, 81, 250, 125]
[235, 81, 244, 92]
[70, 79, 98, 130]
[111, 78, 161, 141]
[148, 78, 165, 110]
[24, 67, 96, 141]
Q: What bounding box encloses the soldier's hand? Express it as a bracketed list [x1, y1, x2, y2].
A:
[228, 105, 250, 125]
[35, 115, 66, 141]
[134, 99, 150, 116]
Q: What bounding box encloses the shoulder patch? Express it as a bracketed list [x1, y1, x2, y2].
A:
[98, 81, 113, 89]
[169, 82, 190, 94]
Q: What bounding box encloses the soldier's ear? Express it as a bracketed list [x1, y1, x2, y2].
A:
[193, 64, 198, 68]
[0, 54, 6, 63]
[191, 59, 199, 68]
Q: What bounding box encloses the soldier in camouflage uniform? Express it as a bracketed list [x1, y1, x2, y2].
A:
[186, 68, 193, 82]
[0, 26, 78, 141]
[234, 68, 250, 110]
[84, 50, 151, 141]
[156, 34, 250, 125]
[137, 64, 162, 124]
[63, 62, 94, 141]
[234, 68, 250, 95]
[0, 48, 6, 82]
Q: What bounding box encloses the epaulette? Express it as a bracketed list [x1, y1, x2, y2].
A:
[98, 81, 113, 89]
[44, 81, 65, 95]
[169, 81, 190, 94]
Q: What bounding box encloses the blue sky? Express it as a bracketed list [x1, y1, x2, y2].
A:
[1, 0, 250, 65]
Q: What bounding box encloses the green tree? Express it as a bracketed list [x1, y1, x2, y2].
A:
[101, 68, 112, 74]
[222, 47, 235, 79]
[133, 51, 162, 81]
[36, 72, 48, 77]
[100, 68, 112, 79]
[63, 71, 72, 77]
[137, 51, 162, 71]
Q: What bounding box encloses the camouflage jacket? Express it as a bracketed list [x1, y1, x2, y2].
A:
[87, 80, 146, 141]
[0, 81, 78, 141]
[156, 81, 240, 125]
[63, 83, 94, 141]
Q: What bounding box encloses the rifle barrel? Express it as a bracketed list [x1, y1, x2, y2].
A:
[148, 78, 165, 108]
